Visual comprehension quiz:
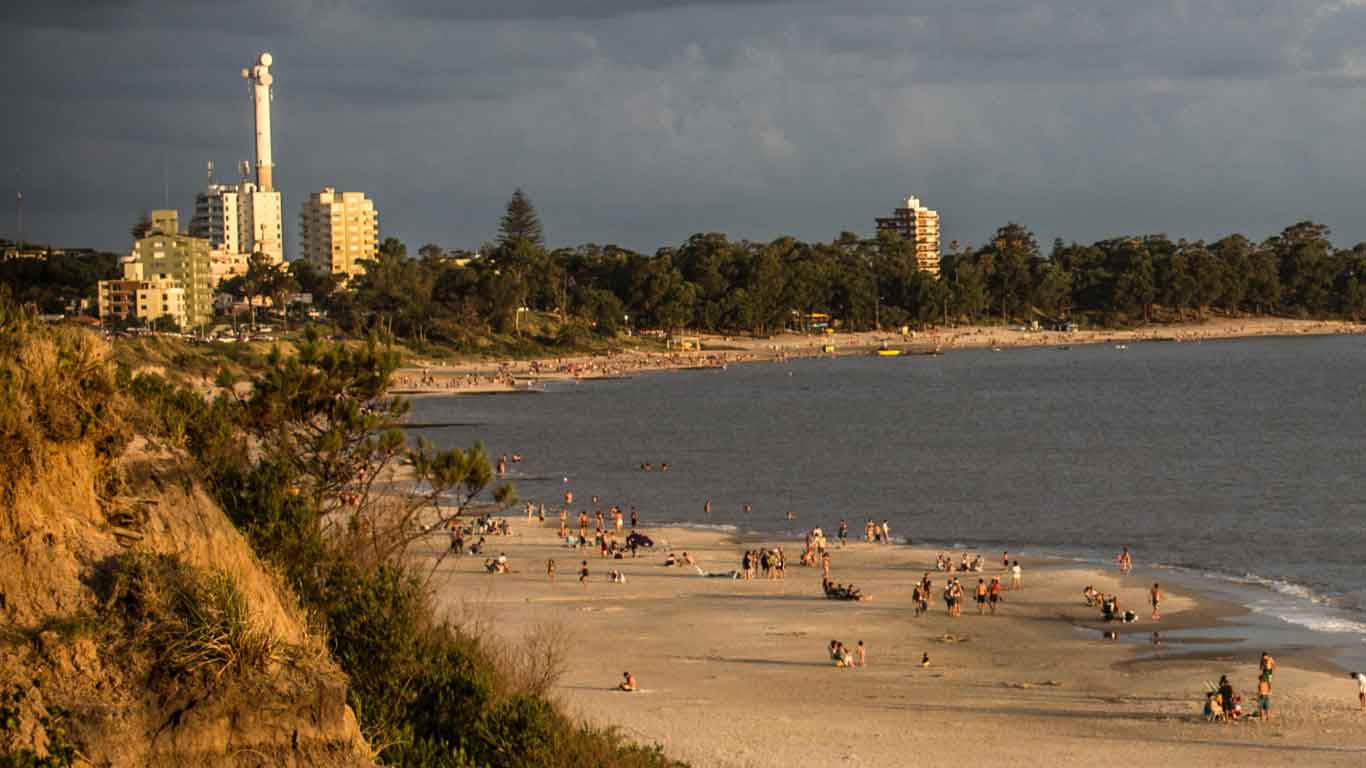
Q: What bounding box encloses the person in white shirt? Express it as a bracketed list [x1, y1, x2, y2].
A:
[1352, 672, 1366, 710]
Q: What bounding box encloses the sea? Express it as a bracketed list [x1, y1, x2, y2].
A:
[407, 334, 1366, 670]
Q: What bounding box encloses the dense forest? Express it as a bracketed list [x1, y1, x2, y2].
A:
[323, 202, 1366, 347]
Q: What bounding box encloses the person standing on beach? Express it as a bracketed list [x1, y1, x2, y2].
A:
[838, 519, 849, 547]
[547, 559, 557, 582]
[1260, 652, 1276, 681]
[704, 499, 712, 517]
[630, 507, 639, 528]
[1150, 583, 1162, 620]
[857, 640, 866, 667]
[1117, 547, 1132, 575]
[1352, 672, 1366, 710]
[975, 578, 988, 615]
[988, 576, 1002, 614]
[1002, 550, 1009, 570]
[579, 560, 589, 587]
[1257, 675, 1272, 721]
[1010, 561, 1022, 590]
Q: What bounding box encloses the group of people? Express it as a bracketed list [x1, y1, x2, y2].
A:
[828, 639, 866, 668]
[741, 548, 787, 579]
[935, 552, 986, 573]
[799, 527, 830, 566]
[862, 519, 893, 544]
[1205, 653, 1278, 722]
[663, 551, 696, 567]
[822, 577, 867, 601]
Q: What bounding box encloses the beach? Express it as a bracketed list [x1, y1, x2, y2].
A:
[423, 522, 1366, 767]
[392, 317, 1366, 395]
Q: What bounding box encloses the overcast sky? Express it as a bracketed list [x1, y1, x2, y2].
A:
[5, 1, 1366, 255]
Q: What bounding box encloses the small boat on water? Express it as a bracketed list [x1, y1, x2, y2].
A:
[876, 348, 902, 357]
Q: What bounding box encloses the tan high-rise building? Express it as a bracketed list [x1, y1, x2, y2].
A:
[299, 188, 379, 278]
[875, 196, 941, 276]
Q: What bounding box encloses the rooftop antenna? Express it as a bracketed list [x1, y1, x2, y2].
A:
[206, 160, 214, 186]
[238, 160, 251, 182]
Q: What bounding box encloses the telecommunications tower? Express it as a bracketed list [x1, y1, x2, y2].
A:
[242, 52, 275, 191]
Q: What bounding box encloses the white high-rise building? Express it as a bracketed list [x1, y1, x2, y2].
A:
[299, 188, 379, 278]
[190, 180, 283, 266]
[240, 182, 283, 264]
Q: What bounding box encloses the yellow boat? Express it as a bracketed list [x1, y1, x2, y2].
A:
[876, 348, 901, 357]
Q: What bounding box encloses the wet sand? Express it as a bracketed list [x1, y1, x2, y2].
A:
[423, 522, 1366, 767]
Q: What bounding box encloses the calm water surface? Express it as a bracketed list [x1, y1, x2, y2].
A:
[409, 335, 1366, 662]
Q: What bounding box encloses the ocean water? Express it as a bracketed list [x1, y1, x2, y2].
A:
[407, 335, 1366, 667]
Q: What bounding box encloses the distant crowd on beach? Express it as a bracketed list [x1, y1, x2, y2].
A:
[430, 450, 1366, 715]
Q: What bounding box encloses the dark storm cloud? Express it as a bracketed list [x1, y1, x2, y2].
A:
[4, 1, 1366, 255]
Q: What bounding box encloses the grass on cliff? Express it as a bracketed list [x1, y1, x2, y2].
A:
[96, 554, 281, 685]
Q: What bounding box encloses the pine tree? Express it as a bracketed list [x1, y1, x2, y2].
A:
[497, 188, 543, 247]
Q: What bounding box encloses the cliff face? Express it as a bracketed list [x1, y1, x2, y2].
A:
[0, 437, 373, 767]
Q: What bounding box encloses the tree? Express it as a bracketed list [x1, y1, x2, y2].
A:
[979, 223, 1039, 323]
[498, 188, 544, 247]
[130, 214, 152, 241]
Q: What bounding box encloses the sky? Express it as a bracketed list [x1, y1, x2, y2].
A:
[4, 0, 1366, 255]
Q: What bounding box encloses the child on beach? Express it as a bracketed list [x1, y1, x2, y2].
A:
[1010, 561, 1022, 590]
[856, 641, 866, 667]
[619, 672, 637, 692]
[988, 576, 1002, 614]
[547, 559, 556, 582]
[975, 579, 988, 614]
[1353, 672, 1366, 710]
[1150, 583, 1162, 620]
[579, 560, 589, 587]
[1257, 676, 1271, 721]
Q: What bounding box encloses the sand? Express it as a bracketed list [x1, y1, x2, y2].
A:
[393, 317, 1366, 396]
[423, 522, 1366, 767]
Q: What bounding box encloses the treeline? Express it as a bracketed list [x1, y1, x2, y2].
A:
[0, 248, 119, 313]
[328, 212, 1366, 346]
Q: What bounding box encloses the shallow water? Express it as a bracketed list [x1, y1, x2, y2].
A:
[408, 334, 1366, 667]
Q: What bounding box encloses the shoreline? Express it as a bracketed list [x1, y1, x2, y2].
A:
[390, 317, 1366, 396]
[422, 520, 1366, 766]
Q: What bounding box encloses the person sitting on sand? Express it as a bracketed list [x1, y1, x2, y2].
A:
[619, 672, 637, 691]
[1218, 675, 1236, 721]
[1101, 594, 1118, 621]
[664, 552, 678, 567]
[683, 551, 696, 566]
[610, 568, 626, 583]
[1083, 585, 1100, 606]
